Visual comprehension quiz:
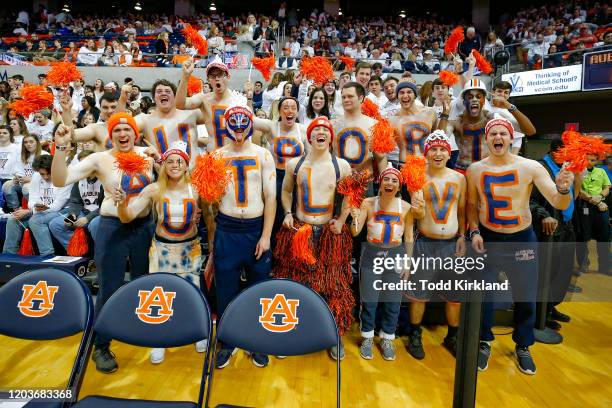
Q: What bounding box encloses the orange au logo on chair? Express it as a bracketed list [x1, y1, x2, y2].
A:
[17, 281, 59, 318]
[259, 294, 300, 333]
[135, 286, 176, 324]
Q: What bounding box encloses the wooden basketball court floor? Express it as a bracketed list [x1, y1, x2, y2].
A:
[2, 272, 611, 407]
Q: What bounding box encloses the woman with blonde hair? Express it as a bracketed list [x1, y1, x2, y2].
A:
[208, 24, 225, 56]
[262, 71, 285, 113]
[117, 141, 212, 364]
[418, 80, 434, 107]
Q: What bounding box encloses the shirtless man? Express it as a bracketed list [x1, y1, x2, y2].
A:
[439, 79, 494, 172]
[274, 117, 353, 361]
[175, 58, 249, 151]
[253, 96, 309, 231]
[59, 92, 121, 152]
[466, 118, 573, 375]
[389, 81, 439, 161]
[52, 112, 156, 374]
[213, 106, 276, 370]
[332, 82, 386, 177]
[118, 79, 206, 162]
[404, 131, 466, 360]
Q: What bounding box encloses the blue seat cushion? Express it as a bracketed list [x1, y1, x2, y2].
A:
[73, 396, 197, 407]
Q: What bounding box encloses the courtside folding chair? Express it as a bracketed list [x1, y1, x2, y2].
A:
[72, 273, 212, 408]
[206, 279, 341, 408]
[0, 268, 95, 408]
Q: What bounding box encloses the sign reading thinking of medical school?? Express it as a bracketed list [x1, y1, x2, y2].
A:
[502, 65, 582, 97]
[582, 50, 612, 92]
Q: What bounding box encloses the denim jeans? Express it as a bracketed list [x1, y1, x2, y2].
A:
[3, 209, 67, 256]
[2, 181, 23, 211]
[48, 211, 101, 250]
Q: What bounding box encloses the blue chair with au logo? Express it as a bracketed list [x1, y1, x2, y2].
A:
[206, 279, 340, 408]
[0, 268, 95, 408]
[72, 273, 212, 407]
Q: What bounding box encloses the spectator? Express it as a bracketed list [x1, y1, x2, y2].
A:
[570, 24, 599, 49]
[155, 32, 171, 67]
[130, 42, 143, 65]
[366, 76, 388, 108]
[172, 44, 191, 66]
[354, 42, 368, 59]
[253, 17, 276, 55]
[277, 48, 298, 69]
[484, 32, 505, 61]
[208, 24, 225, 56]
[576, 153, 611, 275]
[300, 87, 330, 127]
[49, 150, 103, 253]
[459, 27, 482, 59]
[27, 110, 55, 143]
[2, 155, 72, 256]
[420, 50, 441, 74]
[8, 117, 28, 146]
[77, 96, 100, 128]
[544, 44, 563, 68]
[252, 81, 264, 111]
[32, 41, 56, 63]
[524, 33, 550, 69]
[3, 134, 47, 212]
[99, 45, 116, 66]
[117, 43, 133, 66]
[77, 39, 100, 66]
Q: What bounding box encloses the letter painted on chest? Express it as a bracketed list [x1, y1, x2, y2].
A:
[338, 127, 367, 165]
[161, 198, 195, 237]
[463, 127, 486, 162]
[424, 182, 458, 224]
[402, 122, 430, 155]
[213, 105, 229, 149]
[274, 137, 303, 168]
[121, 173, 151, 204]
[371, 212, 402, 244]
[299, 168, 331, 216]
[481, 170, 520, 227]
[227, 156, 259, 207]
[152, 123, 192, 156]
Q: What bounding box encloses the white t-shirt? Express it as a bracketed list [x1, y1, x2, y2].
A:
[27, 120, 55, 142]
[0, 144, 18, 179]
[28, 172, 72, 213]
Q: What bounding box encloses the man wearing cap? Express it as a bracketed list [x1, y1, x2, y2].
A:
[389, 80, 439, 161]
[403, 130, 466, 360]
[440, 78, 494, 172]
[466, 118, 574, 375]
[212, 106, 276, 370]
[118, 79, 206, 165]
[59, 92, 121, 152]
[332, 82, 386, 176]
[176, 57, 250, 152]
[275, 116, 353, 360]
[52, 112, 156, 374]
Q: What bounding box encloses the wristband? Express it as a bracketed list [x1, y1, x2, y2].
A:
[556, 186, 570, 195]
[285, 211, 292, 216]
[55, 145, 69, 151]
[468, 228, 481, 240]
[508, 104, 517, 113]
[439, 113, 449, 120]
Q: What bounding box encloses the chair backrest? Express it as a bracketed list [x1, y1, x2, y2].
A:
[0, 268, 94, 407]
[216, 279, 338, 356]
[94, 273, 211, 348]
[0, 268, 93, 340]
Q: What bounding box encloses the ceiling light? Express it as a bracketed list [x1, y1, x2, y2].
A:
[210, 2, 216, 11]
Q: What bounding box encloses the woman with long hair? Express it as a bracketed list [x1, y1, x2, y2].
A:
[3, 133, 48, 211]
[93, 79, 104, 107]
[117, 141, 211, 364]
[322, 79, 340, 117]
[300, 88, 330, 127]
[155, 32, 171, 67]
[9, 117, 29, 146]
[77, 96, 101, 127]
[268, 81, 292, 121]
[262, 71, 285, 114]
[418, 80, 434, 107]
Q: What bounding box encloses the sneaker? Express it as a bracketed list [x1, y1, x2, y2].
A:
[380, 339, 396, 361]
[515, 346, 536, 375]
[92, 346, 118, 373]
[567, 284, 583, 293]
[477, 341, 491, 371]
[195, 340, 208, 353]
[551, 307, 570, 323]
[407, 327, 425, 360]
[251, 353, 269, 367]
[359, 337, 374, 360]
[215, 348, 237, 369]
[276, 355, 287, 359]
[150, 348, 165, 364]
[329, 339, 345, 361]
[443, 334, 457, 358]
[546, 319, 562, 331]
[240, 270, 247, 282]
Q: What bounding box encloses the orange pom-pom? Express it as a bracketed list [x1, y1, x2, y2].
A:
[361, 98, 381, 120]
[444, 27, 465, 54]
[300, 56, 335, 86]
[401, 155, 427, 193]
[339, 55, 355, 71]
[67, 227, 89, 256]
[337, 169, 374, 208]
[115, 151, 149, 176]
[291, 224, 316, 265]
[439, 70, 459, 87]
[191, 153, 232, 203]
[187, 75, 202, 96]
[10, 84, 54, 118]
[553, 131, 612, 173]
[251, 55, 276, 81]
[182, 23, 208, 56]
[472, 50, 493, 74]
[46, 62, 82, 87]
[18, 228, 35, 256]
[371, 118, 396, 154]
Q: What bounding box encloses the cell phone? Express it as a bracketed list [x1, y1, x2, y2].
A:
[64, 216, 75, 224]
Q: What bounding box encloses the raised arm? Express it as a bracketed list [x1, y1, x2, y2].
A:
[176, 59, 204, 110]
[532, 161, 574, 210]
[52, 125, 97, 187]
[253, 117, 275, 144]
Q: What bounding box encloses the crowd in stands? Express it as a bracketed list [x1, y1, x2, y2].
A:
[0, 1, 609, 72]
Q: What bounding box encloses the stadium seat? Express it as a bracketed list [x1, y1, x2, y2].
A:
[72, 273, 212, 408]
[0, 268, 95, 408]
[205, 279, 340, 408]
